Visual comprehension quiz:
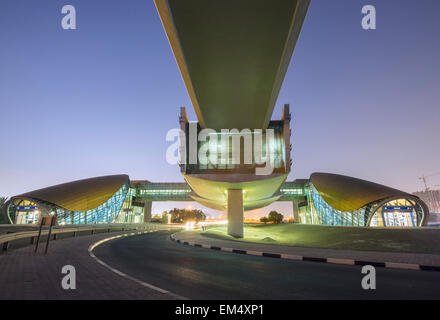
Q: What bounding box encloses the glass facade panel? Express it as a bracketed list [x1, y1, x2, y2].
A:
[370, 198, 421, 227]
[57, 182, 129, 225]
[135, 183, 192, 201]
[9, 203, 45, 225]
[9, 200, 41, 224]
[305, 183, 368, 226]
[184, 122, 287, 174]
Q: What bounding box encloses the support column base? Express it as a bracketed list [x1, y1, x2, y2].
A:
[227, 189, 244, 238]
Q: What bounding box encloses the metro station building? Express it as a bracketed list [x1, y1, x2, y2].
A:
[3, 0, 430, 234]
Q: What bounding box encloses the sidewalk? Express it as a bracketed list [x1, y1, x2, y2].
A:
[172, 230, 440, 270]
[0, 230, 178, 300]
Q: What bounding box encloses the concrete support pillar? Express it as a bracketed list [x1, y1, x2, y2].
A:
[281, 104, 292, 171]
[292, 200, 300, 223]
[227, 189, 244, 238]
[144, 201, 152, 223]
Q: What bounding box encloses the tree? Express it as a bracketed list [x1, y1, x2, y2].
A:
[165, 208, 206, 224]
[268, 211, 284, 224]
[0, 197, 10, 224]
[260, 217, 269, 224]
[259, 211, 284, 224]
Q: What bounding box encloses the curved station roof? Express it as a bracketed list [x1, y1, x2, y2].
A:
[310, 173, 416, 212]
[155, 0, 311, 130]
[11, 175, 129, 212]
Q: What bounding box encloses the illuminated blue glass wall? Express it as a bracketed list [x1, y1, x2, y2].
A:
[307, 183, 368, 226]
[58, 182, 129, 224]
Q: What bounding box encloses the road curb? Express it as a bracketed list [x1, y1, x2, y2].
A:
[169, 233, 440, 272]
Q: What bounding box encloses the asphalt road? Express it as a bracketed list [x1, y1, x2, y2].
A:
[93, 230, 440, 299]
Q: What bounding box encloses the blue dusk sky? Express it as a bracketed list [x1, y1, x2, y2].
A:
[0, 0, 439, 217]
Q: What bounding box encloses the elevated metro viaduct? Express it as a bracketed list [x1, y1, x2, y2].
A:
[155, 0, 312, 237]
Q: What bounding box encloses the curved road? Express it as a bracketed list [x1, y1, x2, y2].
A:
[93, 230, 440, 299]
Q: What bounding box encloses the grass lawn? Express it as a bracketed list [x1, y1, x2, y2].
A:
[200, 224, 440, 254]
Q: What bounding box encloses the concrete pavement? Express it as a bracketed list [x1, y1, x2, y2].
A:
[0, 230, 178, 300]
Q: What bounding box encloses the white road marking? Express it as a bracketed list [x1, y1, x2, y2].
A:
[88, 230, 188, 300]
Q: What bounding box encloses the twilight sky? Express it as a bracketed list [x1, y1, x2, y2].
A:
[0, 0, 439, 217]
